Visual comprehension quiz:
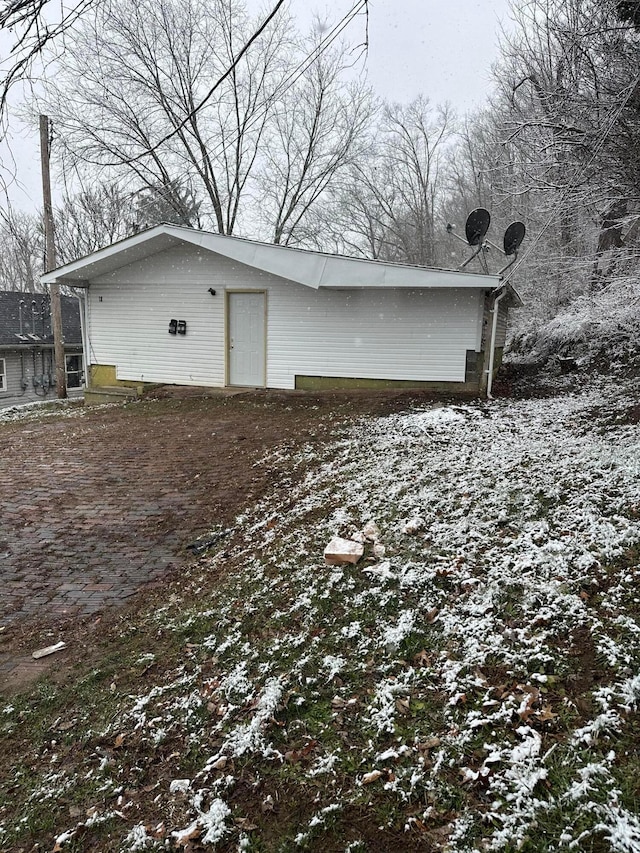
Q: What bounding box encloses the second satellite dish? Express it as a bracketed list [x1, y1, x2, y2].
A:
[503, 221, 526, 256]
[465, 208, 491, 246]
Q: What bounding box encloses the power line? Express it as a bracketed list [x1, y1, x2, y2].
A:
[101, 0, 368, 214]
[107, 0, 289, 167]
[98, 0, 367, 172]
[187, 1, 367, 168]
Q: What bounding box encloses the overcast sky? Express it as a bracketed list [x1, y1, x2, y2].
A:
[1, 0, 513, 212]
[293, 0, 513, 106]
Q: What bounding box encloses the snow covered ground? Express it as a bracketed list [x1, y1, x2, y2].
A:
[2, 378, 640, 851]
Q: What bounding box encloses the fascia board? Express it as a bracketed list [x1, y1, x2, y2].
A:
[40, 226, 182, 285]
[196, 231, 498, 289]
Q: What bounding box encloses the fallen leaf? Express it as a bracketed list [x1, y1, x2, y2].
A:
[395, 697, 411, 715]
[516, 684, 541, 721]
[150, 823, 166, 839]
[114, 733, 126, 749]
[418, 736, 441, 751]
[537, 704, 559, 722]
[414, 649, 430, 666]
[285, 739, 318, 762]
[235, 817, 258, 831]
[460, 767, 480, 784]
[174, 824, 201, 846]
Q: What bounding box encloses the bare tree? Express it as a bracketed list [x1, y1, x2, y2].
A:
[255, 27, 374, 246]
[493, 0, 640, 286]
[0, 0, 99, 115]
[326, 96, 455, 266]
[54, 183, 134, 263]
[36, 0, 293, 235]
[0, 208, 43, 291]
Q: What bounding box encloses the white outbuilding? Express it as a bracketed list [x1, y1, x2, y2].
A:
[40, 224, 521, 399]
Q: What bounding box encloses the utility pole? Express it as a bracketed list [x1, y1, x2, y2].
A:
[40, 114, 67, 399]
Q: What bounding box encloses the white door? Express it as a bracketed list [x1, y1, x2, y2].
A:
[228, 291, 266, 387]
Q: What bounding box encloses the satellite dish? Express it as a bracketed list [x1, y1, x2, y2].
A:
[465, 208, 491, 246]
[503, 221, 526, 256]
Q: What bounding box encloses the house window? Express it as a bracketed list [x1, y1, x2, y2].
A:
[65, 353, 84, 388]
[0, 358, 5, 392]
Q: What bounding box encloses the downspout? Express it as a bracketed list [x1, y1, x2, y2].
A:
[486, 288, 507, 400]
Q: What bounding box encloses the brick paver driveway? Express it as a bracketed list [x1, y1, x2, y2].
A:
[0, 389, 360, 686]
[0, 388, 426, 689]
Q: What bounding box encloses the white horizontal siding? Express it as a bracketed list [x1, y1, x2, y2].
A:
[87, 244, 485, 389]
[266, 285, 481, 387]
[89, 245, 226, 386]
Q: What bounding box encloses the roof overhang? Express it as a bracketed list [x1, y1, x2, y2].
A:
[40, 224, 502, 291]
[495, 281, 524, 308]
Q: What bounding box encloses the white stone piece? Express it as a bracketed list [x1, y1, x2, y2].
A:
[403, 517, 424, 535]
[32, 641, 66, 659]
[363, 521, 381, 541]
[324, 536, 364, 565]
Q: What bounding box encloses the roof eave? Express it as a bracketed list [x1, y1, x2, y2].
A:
[39, 223, 503, 290]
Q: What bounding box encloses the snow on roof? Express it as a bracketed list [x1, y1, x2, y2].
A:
[40, 223, 502, 291]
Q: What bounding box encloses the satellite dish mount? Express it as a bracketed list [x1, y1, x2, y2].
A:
[445, 209, 526, 275]
[446, 208, 491, 273]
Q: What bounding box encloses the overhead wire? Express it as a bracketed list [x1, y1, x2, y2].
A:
[103, 0, 288, 166]
[101, 0, 368, 216]
[178, 0, 368, 170]
[98, 0, 367, 169]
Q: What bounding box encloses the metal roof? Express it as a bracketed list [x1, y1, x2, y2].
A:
[40, 224, 503, 291]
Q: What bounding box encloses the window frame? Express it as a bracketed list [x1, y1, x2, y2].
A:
[65, 352, 84, 388]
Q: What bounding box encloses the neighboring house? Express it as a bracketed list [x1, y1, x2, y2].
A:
[0, 291, 84, 404]
[40, 224, 521, 399]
